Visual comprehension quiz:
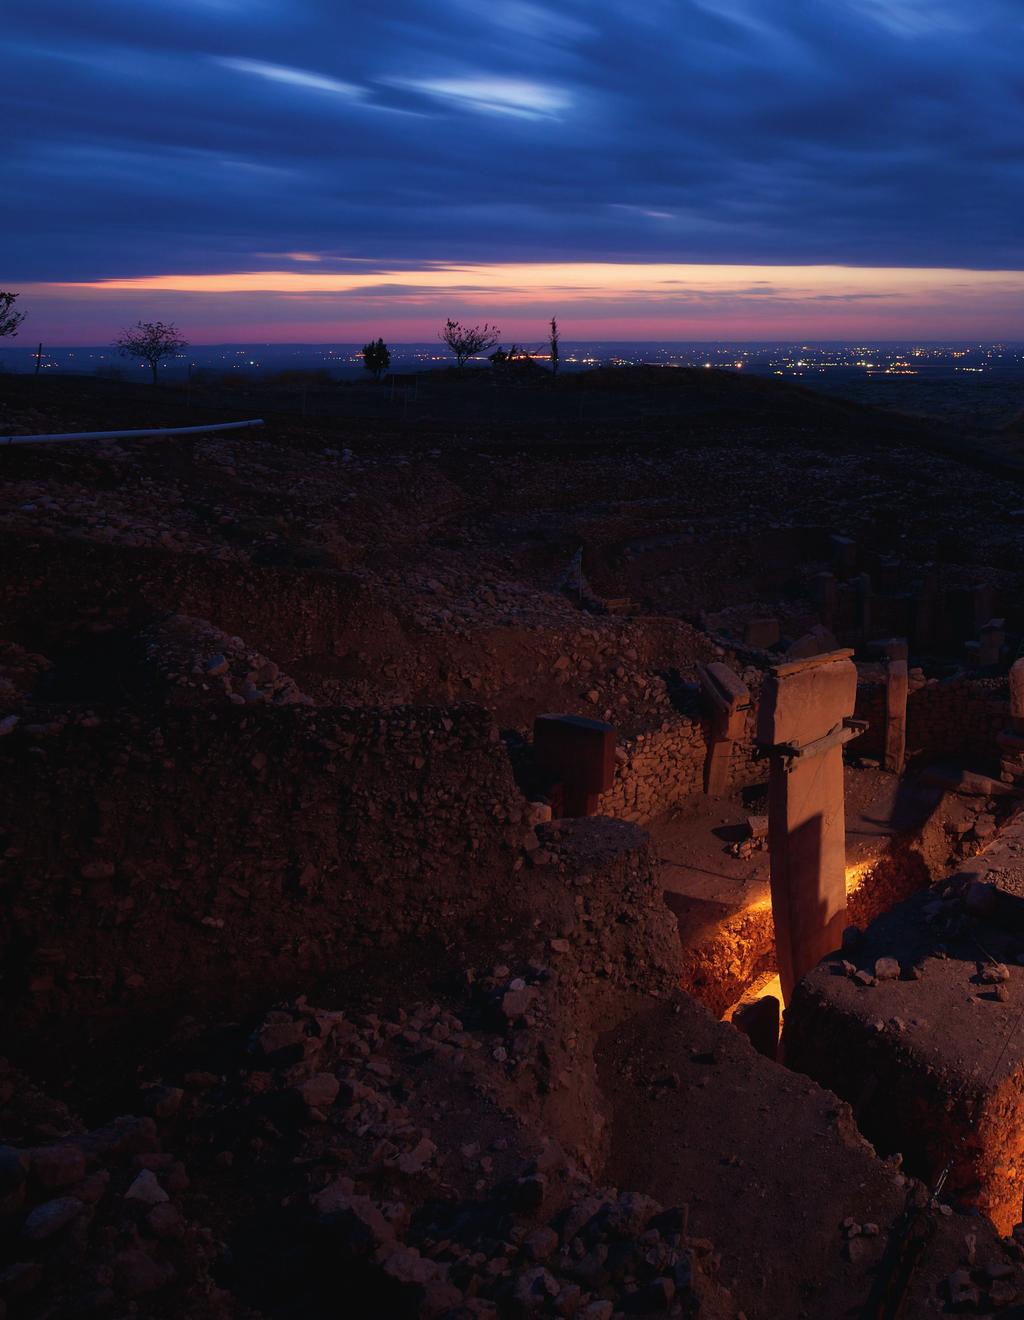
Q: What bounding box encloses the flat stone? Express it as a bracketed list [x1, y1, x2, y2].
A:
[22, 1196, 84, 1241]
[125, 1170, 169, 1205]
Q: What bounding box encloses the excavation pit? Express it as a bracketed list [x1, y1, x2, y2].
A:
[655, 768, 973, 1016]
[786, 808, 1024, 1235]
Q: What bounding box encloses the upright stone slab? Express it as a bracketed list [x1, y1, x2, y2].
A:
[830, 535, 856, 578]
[853, 573, 872, 639]
[813, 572, 837, 628]
[974, 583, 997, 632]
[1010, 657, 1024, 734]
[533, 714, 616, 818]
[883, 637, 908, 775]
[743, 617, 780, 650]
[912, 567, 940, 651]
[697, 663, 750, 797]
[979, 618, 1005, 669]
[757, 650, 860, 1004]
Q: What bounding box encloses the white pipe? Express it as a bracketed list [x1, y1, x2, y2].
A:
[1, 418, 265, 446]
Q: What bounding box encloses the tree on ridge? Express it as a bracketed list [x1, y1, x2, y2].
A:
[439, 319, 500, 369]
[362, 337, 391, 380]
[115, 321, 187, 383]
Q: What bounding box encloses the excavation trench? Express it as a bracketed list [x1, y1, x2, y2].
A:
[648, 764, 999, 1022]
[783, 805, 1024, 1236]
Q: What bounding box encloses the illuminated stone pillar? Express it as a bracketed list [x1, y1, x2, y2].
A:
[758, 650, 861, 1004]
[698, 662, 750, 797]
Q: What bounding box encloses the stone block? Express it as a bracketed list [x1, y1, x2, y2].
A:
[757, 651, 856, 748]
[534, 714, 616, 818]
[744, 617, 780, 649]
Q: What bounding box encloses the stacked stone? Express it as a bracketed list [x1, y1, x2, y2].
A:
[597, 707, 768, 826]
[0, 700, 526, 1057]
[0, 1060, 219, 1317]
[907, 676, 1006, 759]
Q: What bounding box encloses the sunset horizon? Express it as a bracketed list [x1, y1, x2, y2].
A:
[11, 259, 1024, 345]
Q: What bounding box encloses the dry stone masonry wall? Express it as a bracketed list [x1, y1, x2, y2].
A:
[0, 701, 524, 1058]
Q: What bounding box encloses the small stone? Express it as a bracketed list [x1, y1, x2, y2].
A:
[514, 1266, 560, 1309]
[147, 1203, 186, 1240]
[875, 957, 900, 981]
[27, 1146, 85, 1192]
[113, 1248, 175, 1297]
[140, 1086, 184, 1119]
[947, 1266, 980, 1310]
[296, 1073, 340, 1110]
[853, 970, 876, 988]
[22, 1196, 84, 1241]
[125, 1170, 169, 1205]
[501, 988, 534, 1020]
[524, 1226, 559, 1260]
[396, 1138, 436, 1176]
[990, 1279, 1018, 1307]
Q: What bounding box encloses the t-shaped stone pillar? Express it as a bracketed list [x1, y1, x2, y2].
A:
[697, 662, 750, 797]
[877, 637, 909, 775]
[533, 714, 616, 818]
[757, 649, 863, 1004]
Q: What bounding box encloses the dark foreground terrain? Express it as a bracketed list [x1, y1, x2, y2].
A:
[4, 368, 1024, 1318]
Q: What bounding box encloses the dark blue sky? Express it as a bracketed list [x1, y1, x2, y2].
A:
[3, 1, 1023, 341]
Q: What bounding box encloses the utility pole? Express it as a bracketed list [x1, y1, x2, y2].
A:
[34, 343, 43, 376]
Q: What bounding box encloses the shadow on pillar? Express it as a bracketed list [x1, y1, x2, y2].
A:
[770, 811, 845, 1005]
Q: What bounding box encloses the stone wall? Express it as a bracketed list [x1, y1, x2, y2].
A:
[854, 671, 1006, 764]
[0, 700, 524, 1058]
[598, 705, 765, 825]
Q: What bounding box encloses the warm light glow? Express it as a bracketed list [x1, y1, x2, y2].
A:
[844, 861, 874, 892]
[16, 260, 1024, 343]
[48, 260, 1024, 302]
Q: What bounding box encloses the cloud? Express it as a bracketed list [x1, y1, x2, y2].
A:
[0, 0, 1021, 308]
[389, 76, 570, 118]
[214, 57, 363, 98]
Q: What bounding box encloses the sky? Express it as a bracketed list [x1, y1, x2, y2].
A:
[2, 0, 1023, 344]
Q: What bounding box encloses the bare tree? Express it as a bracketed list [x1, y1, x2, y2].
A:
[439, 319, 500, 369]
[0, 291, 26, 340]
[115, 321, 187, 383]
[549, 316, 560, 375]
[362, 337, 391, 380]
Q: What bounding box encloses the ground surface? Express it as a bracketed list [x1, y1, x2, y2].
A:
[4, 368, 1024, 1316]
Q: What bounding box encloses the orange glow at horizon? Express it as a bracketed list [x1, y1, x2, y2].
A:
[16, 259, 1024, 343]
[44, 260, 1024, 304]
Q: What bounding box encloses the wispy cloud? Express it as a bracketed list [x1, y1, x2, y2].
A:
[214, 57, 363, 99]
[391, 76, 570, 118]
